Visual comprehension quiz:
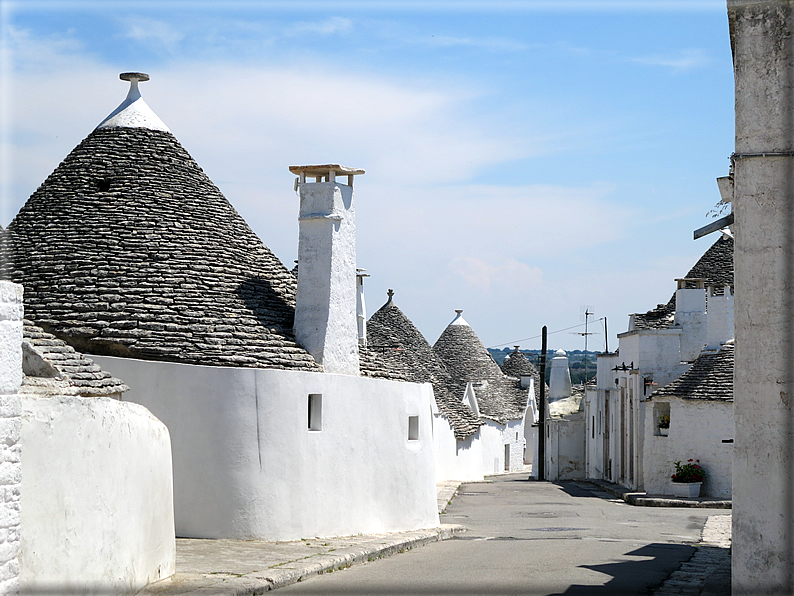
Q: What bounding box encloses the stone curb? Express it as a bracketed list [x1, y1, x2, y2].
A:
[584, 480, 732, 509]
[436, 481, 462, 514]
[138, 524, 465, 595]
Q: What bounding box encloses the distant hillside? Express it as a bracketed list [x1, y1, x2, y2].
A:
[488, 348, 598, 385]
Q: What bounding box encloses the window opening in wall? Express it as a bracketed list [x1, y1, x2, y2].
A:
[408, 415, 419, 441]
[516, 432, 519, 441]
[308, 394, 322, 431]
[504, 444, 510, 471]
[653, 401, 671, 437]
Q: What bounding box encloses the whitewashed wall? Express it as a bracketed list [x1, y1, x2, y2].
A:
[545, 414, 586, 481]
[0, 283, 22, 596]
[432, 414, 485, 483]
[642, 398, 733, 498]
[93, 356, 439, 541]
[20, 395, 174, 595]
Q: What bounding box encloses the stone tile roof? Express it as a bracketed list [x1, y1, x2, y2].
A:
[500, 348, 542, 408]
[21, 320, 129, 397]
[632, 235, 734, 331]
[358, 344, 416, 382]
[433, 319, 529, 425]
[650, 341, 734, 402]
[2, 127, 321, 371]
[366, 298, 482, 439]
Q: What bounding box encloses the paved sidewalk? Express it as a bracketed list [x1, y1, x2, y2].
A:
[653, 515, 732, 595]
[436, 480, 461, 514]
[138, 483, 464, 595]
[584, 479, 732, 509]
[578, 481, 732, 594]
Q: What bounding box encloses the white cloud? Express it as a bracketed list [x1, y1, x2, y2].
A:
[2, 24, 669, 352]
[122, 16, 184, 52]
[450, 256, 542, 292]
[285, 17, 352, 36]
[421, 35, 527, 52]
[630, 48, 711, 72]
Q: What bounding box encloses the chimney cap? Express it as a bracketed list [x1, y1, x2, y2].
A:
[289, 164, 365, 177]
[120, 72, 150, 82]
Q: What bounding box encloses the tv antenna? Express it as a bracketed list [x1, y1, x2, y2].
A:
[577, 307, 595, 384]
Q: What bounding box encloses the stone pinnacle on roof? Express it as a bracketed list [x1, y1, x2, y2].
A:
[367, 295, 482, 439]
[433, 310, 528, 424]
[450, 309, 469, 326]
[97, 72, 170, 132]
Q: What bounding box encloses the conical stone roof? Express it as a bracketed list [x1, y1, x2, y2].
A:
[2, 76, 320, 371]
[500, 347, 542, 408]
[433, 312, 528, 424]
[367, 295, 482, 439]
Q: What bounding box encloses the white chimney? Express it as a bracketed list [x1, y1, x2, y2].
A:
[705, 285, 735, 349]
[290, 164, 364, 375]
[673, 277, 707, 362]
[548, 349, 572, 402]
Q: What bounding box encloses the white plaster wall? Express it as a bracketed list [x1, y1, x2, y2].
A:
[523, 389, 537, 468]
[0, 283, 22, 596]
[93, 356, 438, 540]
[20, 395, 174, 595]
[503, 420, 525, 472]
[478, 420, 525, 476]
[584, 388, 602, 480]
[545, 414, 586, 481]
[706, 288, 734, 349]
[642, 398, 733, 498]
[674, 287, 711, 365]
[432, 416, 486, 482]
[294, 181, 359, 375]
[619, 331, 687, 388]
[729, 2, 794, 591]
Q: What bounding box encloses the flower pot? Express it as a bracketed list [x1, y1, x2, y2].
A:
[659, 428, 669, 436]
[672, 482, 702, 498]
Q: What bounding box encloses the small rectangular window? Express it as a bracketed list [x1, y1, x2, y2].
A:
[408, 416, 419, 440]
[308, 394, 322, 431]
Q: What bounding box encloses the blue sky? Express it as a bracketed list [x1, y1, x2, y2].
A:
[0, 0, 734, 352]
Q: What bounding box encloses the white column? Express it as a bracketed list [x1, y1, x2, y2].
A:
[729, 1, 794, 592]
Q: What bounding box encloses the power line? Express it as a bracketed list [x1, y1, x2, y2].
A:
[487, 317, 606, 349]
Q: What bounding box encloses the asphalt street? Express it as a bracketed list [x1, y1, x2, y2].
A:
[278, 474, 726, 596]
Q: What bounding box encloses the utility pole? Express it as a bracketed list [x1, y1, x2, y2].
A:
[537, 325, 547, 481]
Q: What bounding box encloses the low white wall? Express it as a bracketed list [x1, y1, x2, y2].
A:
[642, 397, 733, 498]
[432, 415, 485, 483]
[20, 395, 174, 595]
[433, 416, 527, 482]
[94, 356, 439, 541]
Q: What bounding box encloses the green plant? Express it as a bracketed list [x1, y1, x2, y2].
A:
[658, 414, 670, 429]
[671, 459, 705, 483]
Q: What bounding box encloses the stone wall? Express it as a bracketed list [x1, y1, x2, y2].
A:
[0, 282, 22, 596]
